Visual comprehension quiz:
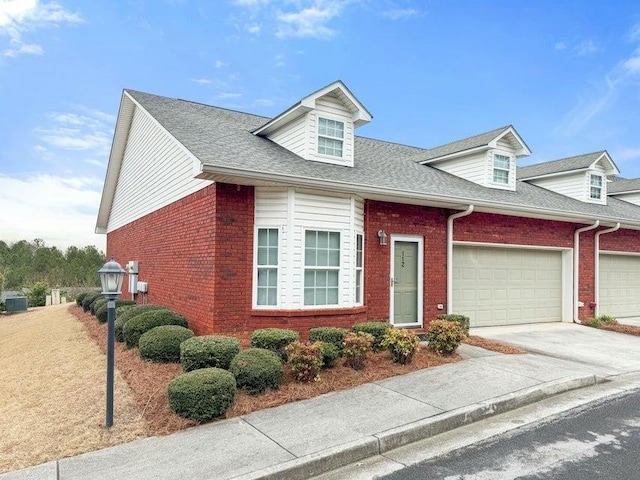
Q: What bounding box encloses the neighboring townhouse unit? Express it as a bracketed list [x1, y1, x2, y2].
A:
[96, 81, 640, 336]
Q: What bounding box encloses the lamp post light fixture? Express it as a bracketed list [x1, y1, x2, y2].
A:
[98, 257, 126, 428]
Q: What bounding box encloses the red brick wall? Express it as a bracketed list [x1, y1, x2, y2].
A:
[106, 184, 218, 334]
[599, 228, 640, 253]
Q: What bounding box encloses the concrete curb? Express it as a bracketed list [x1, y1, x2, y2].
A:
[240, 374, 600, 480]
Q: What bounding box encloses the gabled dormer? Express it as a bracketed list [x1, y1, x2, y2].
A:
[410, 125, 531, 192]
[253, 81, 372, 168]
[607, 177, 640, 206]
[518, 151, 619, 205]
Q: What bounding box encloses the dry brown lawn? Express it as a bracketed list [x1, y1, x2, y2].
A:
[464, 335, 527, 354]
[0, 304, 147, 474]
[597, 322, 640, 336]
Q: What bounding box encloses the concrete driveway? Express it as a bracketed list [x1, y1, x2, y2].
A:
[470, 322, 640, 377]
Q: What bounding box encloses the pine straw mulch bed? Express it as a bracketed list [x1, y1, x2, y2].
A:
[463, 335, 528, 354]
[593, 323, 640, 336]
[71, 305, 463, 435]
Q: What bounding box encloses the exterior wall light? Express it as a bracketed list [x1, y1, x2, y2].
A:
[98, 257, 126, 428]
[377, 229, 388, 246]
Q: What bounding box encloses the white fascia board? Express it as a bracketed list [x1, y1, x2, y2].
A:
[489, 126, 532, 157]
[591, 151, 620, 175]
[419, 145, 489, 165]
[198, 164, 640, 229]
[518, 168, 589, 181]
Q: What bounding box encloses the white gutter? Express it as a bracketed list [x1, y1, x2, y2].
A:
[573, 221, 600, 323]
[594, 223, 620, 317]
[447, 205, 474, 314]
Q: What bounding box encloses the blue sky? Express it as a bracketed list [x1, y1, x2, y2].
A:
[1, 0, 640, 250]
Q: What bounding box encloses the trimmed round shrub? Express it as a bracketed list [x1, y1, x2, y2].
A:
[229, 348, 283, 394]
[180, 335, 241, 372]
[168, 368, 236, 422]
[436, 314, 470, 336]
[123, 310, 189, 348]
[90, 296, 108, 315]
[352, 321, 391, 352]
[115, 304, 169, 342]
[318, 342, 340, 368]
[139, 325, 195, 362]
[250, 328, 299, 360]
[115, 304, 135, 319]
[425, 319, 465, 355]
[309, 327, 348, 352]
[96, 300, 137, 323]
[75, 291, 91, 306]
[81, 292, 101, 312]
[381, 327, 421, 364]
[285, 341, 323, 382]
[343, 331, 374, 370]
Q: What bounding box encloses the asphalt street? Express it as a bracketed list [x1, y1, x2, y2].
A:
[380, 388, 640, 480]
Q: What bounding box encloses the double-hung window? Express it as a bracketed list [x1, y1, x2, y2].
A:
[304, 230, 340, 306]
[492, 154, 511, 185]
[256, 228, 278, 306]
[590, 174, 603, 200]
[355, 233, 363, 304]
[317, 117, 344, 158]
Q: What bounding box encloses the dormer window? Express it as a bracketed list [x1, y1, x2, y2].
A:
[492, 154, 511, 184]
[318, 117, 344, 157]
[590, 174, 603, 200]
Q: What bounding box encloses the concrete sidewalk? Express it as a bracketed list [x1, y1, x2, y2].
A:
[1, 344, 606, 480]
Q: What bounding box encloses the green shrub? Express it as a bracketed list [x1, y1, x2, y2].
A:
[586, 314, 618, 328]
[352, 321, 391, 352]
[309, 327, 348, 352]
[115, 304, 135, 319]
[81, 292, 102, 312]
[425, 319, 465, 355]
[180, 335, 241, 372]
[115, 305, 169, 342]
[123, 310, 189, 348]
[168, 368, 236, 422]
[139, 325, 195, 362]
[89, 296, 108, 315]
[381, 327, 421, 364]
[95, 300, 137, 323]
[319, 342, 340, 369]
[436, 314, 470, 336]
[28, 282, 48, 307]
[285, 341, 323, 382]
[229, 348, 283, 395]
[250, 328, 299, 360]
[343, 331, 374, 370]
[75, 291, 90, 306]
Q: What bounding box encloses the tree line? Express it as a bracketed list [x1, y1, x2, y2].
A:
[0, 239, 105, 291]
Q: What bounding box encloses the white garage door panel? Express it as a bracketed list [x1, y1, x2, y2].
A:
[453, 246, 563, 327]
[599, 254, 640, 318]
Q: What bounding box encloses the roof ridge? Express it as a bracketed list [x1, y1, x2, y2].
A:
[521, 150, 606, 169]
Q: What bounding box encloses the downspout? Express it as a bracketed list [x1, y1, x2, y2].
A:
[447, 205, 474, 314]
[594, 223, 620, 317]
[573, 221, 600, 323]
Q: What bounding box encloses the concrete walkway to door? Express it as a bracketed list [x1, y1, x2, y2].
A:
[470, 322, 640, 376]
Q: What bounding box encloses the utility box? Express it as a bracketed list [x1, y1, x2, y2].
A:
[5, 296, 28, 312]
[137, 281, 148, 293]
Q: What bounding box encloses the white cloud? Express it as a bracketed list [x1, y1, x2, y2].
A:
[628, 23, 640, 42]
[573, 40, 601, 56]
[192, 77, 212, 84]
[36, 110, 113, 155]
[275, 1, 345, 39]
[214, 59, 226, 68]
[218, 92, 242, 99]
[623, 54, 640, 75]
[0, 173, 105, 250]
[554, 41, 567, 51]
[246, 23, 260, 34]
[255, 98, 275, 107]
[382, 8, 421, 20]
[0, 0, 81, 58]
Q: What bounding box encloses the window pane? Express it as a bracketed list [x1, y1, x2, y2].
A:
[318, 137, 343, 157]
[257, 247, 267, 265]
[268, 269, 277, 287]
[317, 249, 328, 266]
[591, 175, 602, 187]
[591, 187, 602, 199]
[267, 288, 277, 306]
[257, 288, 267, 305]
[317, 271, 326, 287]
[304, 270, 315, 286]
[315, 288, 327, 305]
[317, 231, 328, 248]
[305, 230, 316, 248]
[494, 154, 510, 169]
[258, 229, 267, 246]
[327, 287, 339, 305]
[268, 229, 278, 247]
[493, 169, 509, 184]
[328, 270, 339, 287]
[356, 271, 362, 303]
[329, 249, 340, 266]
[329, 232, 340, 249]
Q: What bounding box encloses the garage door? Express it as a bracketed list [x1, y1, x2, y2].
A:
[599, 254, 640, 318]
[453, 245, 563, 327]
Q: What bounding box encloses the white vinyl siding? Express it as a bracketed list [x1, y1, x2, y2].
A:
[107, 106, 210, 232]
[611, 192, 640, 205]
[599, 253, 640, 317]
[526, 172, 586, 201]
[433, 152, 488, 185]
[453, 245, 564, 327]
[268, 114, 307, 158]
[253, 186, 363, 309]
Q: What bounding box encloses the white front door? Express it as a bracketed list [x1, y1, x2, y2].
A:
[390, 235, 423, 327]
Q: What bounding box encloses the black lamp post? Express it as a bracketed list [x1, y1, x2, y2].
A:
[98, 257, 125, 428]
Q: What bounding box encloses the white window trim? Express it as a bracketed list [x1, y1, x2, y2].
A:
[303, 228, 341, 308]
[589, 172, 604, 202]
[252, 226, 280, 309]
[316, 115, 345, 160]
[355, 232, 364, 305]
[491, 153, 511, 186]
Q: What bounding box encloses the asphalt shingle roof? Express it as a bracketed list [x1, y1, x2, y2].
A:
[125, 90, 640, 226]
[608, 177, 640, 194]
[517, 152, 605, 179]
